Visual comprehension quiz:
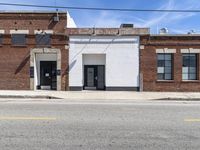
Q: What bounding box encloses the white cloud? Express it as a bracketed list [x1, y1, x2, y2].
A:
[0, 0, 199, 33]
[74, 0, 176, 28]
[76, 0, 200, 34]
[142, 0, 175, 27]
[137, 0, 198, 33]
[78, 11, 148, 28]
[134, 0, 195, 28]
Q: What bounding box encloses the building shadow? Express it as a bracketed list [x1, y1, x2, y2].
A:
[62, 59, 77, 77]
[15, 52, 30, 75]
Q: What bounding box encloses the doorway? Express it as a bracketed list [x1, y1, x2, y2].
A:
[40, 61, 57, 90]
[84, 65, 105, 90]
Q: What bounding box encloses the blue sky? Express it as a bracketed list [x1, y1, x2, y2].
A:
[1, 0, 200, 33]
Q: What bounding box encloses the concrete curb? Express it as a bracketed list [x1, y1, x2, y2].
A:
[0, 95, 199, 101]
[0, 91, 199, 101]
[155, 98, 200, 101]
[0, 95, 60, 99]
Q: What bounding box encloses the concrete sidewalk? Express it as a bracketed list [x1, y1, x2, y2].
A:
[0, 90, 200, 100]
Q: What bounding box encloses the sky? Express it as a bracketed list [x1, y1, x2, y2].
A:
[0, 0, 200, 34]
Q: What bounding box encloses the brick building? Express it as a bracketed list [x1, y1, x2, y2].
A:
[0, 12, 150, 91]
[0, 11, 69, 90]
[140, 34, 200, 92]
[2, 11, 199, 92]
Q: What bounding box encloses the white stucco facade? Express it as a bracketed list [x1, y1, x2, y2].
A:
[69, 36, 140, 90]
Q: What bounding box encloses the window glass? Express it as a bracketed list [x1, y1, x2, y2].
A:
[12, 34, 26, 45]
[165, 74, 172, 80]
[182, 54, 197, 80]
[158, 60, 165, 67]
[165, 60, 172, 67]
[182, 74, 188, 80]
[182, 67, 189, 73]
[158, 54, 165, 60]
[165, 67, 172, 73]
[157, 73, 164, 80]
[165, 54, 171, 60]
[157, 67, 164, 73]
[190, 67, 196, 73]
[190, 74, 196, 80]
[157, 54, 173, 80]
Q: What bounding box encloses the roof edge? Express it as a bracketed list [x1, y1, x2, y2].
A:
[66, 27, 150, 36]
[0, 10, 67, 14]
[151, 34, 200, 37]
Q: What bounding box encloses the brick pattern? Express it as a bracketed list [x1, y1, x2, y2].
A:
[0, 13, 68, 90]
[0, 13, 67, 34]
[140, 35, 200, 92]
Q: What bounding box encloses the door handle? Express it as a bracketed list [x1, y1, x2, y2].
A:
[95, 76, 98, 80]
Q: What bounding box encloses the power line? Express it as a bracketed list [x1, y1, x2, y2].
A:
[0, 2, 200, 13]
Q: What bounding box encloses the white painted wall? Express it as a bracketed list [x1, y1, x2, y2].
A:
[69, 36, 140, 88]
[35, 54, 57, 87]
[67, 11, 77, 28]
[83, 54, 106, 65]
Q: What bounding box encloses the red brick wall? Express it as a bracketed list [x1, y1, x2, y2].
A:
[0, 12, 67, 34]
[140, 35, 200, 92]
[0, 13, 68, 90]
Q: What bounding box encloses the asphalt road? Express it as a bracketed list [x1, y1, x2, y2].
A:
[0, 100, 200, 150]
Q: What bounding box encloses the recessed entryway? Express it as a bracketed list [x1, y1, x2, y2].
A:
[30, 48, 61, 91]
[40, 61, 57, 90]
[84, 65, 105, 90]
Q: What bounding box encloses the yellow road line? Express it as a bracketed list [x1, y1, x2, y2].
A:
[0, 117, 56, 121]
[184, 119, 200, 122]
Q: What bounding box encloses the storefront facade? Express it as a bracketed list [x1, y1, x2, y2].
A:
[67, 27, 149, 91]
[0, 12, 69, 90]
[140, 35, 200, 92]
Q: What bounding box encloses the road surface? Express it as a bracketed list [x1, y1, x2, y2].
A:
[0, 99, 199, 150]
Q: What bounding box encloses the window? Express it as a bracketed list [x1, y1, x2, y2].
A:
[11, 34, 26, 46]
[157, 53, 173, 80]
[182, 54, 197, 80]
[0, 35, 2, 45]
[36, 34, 51, 46]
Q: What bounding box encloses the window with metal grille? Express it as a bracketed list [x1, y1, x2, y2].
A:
[12, 34, 26, 46]
[157, 53, 173, 80]
[36, 34, 51, 46]
[182, 53, 197, 80]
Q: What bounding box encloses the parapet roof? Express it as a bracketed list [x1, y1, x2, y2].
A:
[66, 27, 150, 36]
[0, 10, 67, 14]
[151, 34, 200, 37]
